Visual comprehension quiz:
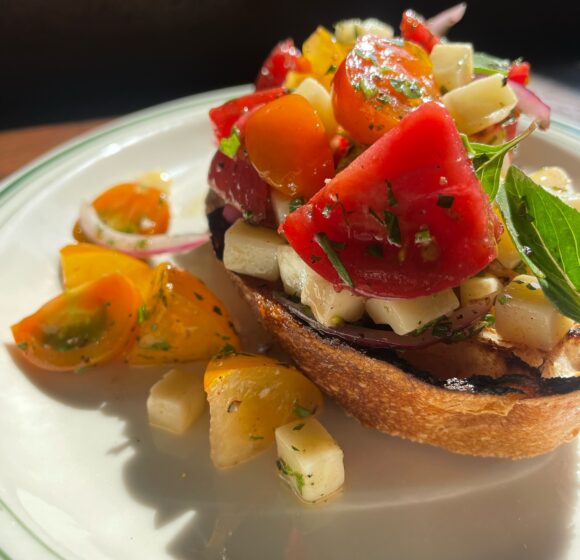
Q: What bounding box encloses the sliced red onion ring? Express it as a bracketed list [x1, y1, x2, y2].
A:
[427, 2, 467, 37]
[79, 203, 209, 258]
[508, 80, 551, 130]
[275, 292, 493, 349]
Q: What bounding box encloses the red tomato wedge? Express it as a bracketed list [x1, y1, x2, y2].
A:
[209, 88, 286, 142]
[208, 149, 276, 227]
[11, 274, 141, 371]
[507, 61, 530, 85]
[281, 102, 498, 299]
[332, 35, 438, 145]
[245, 94, 335, 199]
[255, 39, 310, 90]
[400, 10, 439, 53]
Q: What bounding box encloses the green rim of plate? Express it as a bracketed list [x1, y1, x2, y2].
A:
[0, 88, 578, 559]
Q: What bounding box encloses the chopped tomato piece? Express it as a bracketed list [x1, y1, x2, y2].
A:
[209, 88, 286, 142]
[11, 274, 141, 371]
[332, 35, 439, 145]
[281, 102, 498, 299]
[400, 9, 439, 53]
[126, 263, 240, 365]
[508, 61, 530, 85]
[208, 149, 276, 227]
[60, 243, 153, 298]
[255, 39, 310, 90]
[244, 94, 335, 198]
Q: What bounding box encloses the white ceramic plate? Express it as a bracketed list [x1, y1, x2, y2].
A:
[0, 87, 579, 560]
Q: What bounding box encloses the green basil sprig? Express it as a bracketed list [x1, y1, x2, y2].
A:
[462, 123, 535, 200]
[497, 166, 580, 322]
[472, 51, 511, 76]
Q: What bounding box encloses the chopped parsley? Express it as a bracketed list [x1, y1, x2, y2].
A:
[292, 423, 305, 431]
[17, 341, 28, 351]
[148, 340, 171, 351]
[389, 78, 422, 99]
[315, 232, 354, 287]
[414, 227, 432, 246]
[289, 197, 305, 213]
[437, 194, 455, 209]
[250, 435, 264, 441]
[276, 458, 305, 495]
[193, 292, 204, 301]
[293, 403, 313, 418]
[137, 305, 148, 324]
[219, 128, 241, 158]
[366, 244, 384, 258]
[213, 305, 223, 315]
[386, 181, 397, 206]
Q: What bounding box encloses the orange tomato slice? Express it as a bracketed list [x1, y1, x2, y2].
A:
[126, 263, 240, 365]
[245, 94, 335, 199]
[332, 36, 439, 144]
[72, 181, 170, 242]
[11, 274, 141, 372]
[60, 243, 153, 298]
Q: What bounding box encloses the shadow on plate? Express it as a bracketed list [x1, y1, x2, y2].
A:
[7, 245, 580, 560]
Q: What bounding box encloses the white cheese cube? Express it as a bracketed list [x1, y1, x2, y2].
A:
[335, 18, 393, 45]
[495, 275, 574, 351]
[275, 418, 344, 503]
[366, 289, 460, 335]
[223, 219, 285, 282]
[270, 190, 292, 226]
[294, 78, 338, 135]
[459, 275, 503, 305]
[442, 74, 518, 135]
[430, 43, 473, 92]
[301, 267, 365, 326]
[147, 368, 205, 434]
[277, 245, 308, 297]
[529, 166, 572, 194]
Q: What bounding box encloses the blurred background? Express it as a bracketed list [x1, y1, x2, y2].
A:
[0, 0, 579, 130]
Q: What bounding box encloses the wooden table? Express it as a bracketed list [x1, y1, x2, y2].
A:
[0, 77, 578, 182]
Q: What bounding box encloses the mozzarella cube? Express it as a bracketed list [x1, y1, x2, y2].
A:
[430, 43, 473, 92]
[495, 275, 574, 351]
[442, 74, 518, 135]
[460, 275, 503, 305]
[366, 289, 460, 335]
[223, 219, 285, 281]
[301, 268, 365, 326]
[275, 418, 344, 503]
[270, 190, 292, 226]
[277, 245, 308, 297]
[335, 18, 393, 45]
[529, 166, 572, 194]
[147, 368, 205, 434]
[294, 78, 338, 135]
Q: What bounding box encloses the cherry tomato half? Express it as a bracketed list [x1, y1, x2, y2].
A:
[126, 263, 240, 365]
[332, 35, 439, 145]
[12, 274, 141, 371]
[245, 94, 335, 199]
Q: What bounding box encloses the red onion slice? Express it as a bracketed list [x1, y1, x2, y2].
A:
[222, 204, 243, 224]
[275, 292, 493, 349]
[79, 203, 209, 258]
[508, 80, 551, 130]
[427, 3, 467, 37]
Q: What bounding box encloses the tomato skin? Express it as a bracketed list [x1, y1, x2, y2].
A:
[11, 274, 141, 371]
[400, 10, 439, 53]
[508, 62, 530, 85]
[126, 263, 240, 365]
[244, 94, 335, 198]
[255, 39, 310, 90]
[332, 36, 439, 145]
[281, 102, 498, 299]
[209, 88, 286, 142]
[208, 149, 277, 227]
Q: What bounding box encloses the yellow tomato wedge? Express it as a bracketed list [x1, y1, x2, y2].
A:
[126, 263, 240, 365]
[204, 350, 323, 469]
[11, 274, 141, 371]
[60, 243, 153, 298]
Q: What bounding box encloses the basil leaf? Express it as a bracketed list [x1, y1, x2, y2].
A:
[219, 128, 241, 158]
[473, 51, 511, 76]
[497, 166, 580, 322]
[462, 123, 535, 201]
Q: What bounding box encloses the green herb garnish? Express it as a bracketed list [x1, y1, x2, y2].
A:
[387, 181, 397, 206]
[414, 227, 432, 246]
[292, 423, 305, 431]
[137, 305, 148, 324]
[250, 435, 264, 441]
[437, 194, 455, 209]
[293, 403, 313, 418]
[289, 197, 305, 213]
[497, 166, 580, 321]
[218, 128, 241, 158]
[389, 78, 422, 99]
[366, 244, 384, 258]
[461, 123, 535, 201]
[472, 51, 511, 76]
[276, 458, 305, 495]
[148, 340, 171, 351]
[315, 232, 354, 287]
[17, 341, 28, 351]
